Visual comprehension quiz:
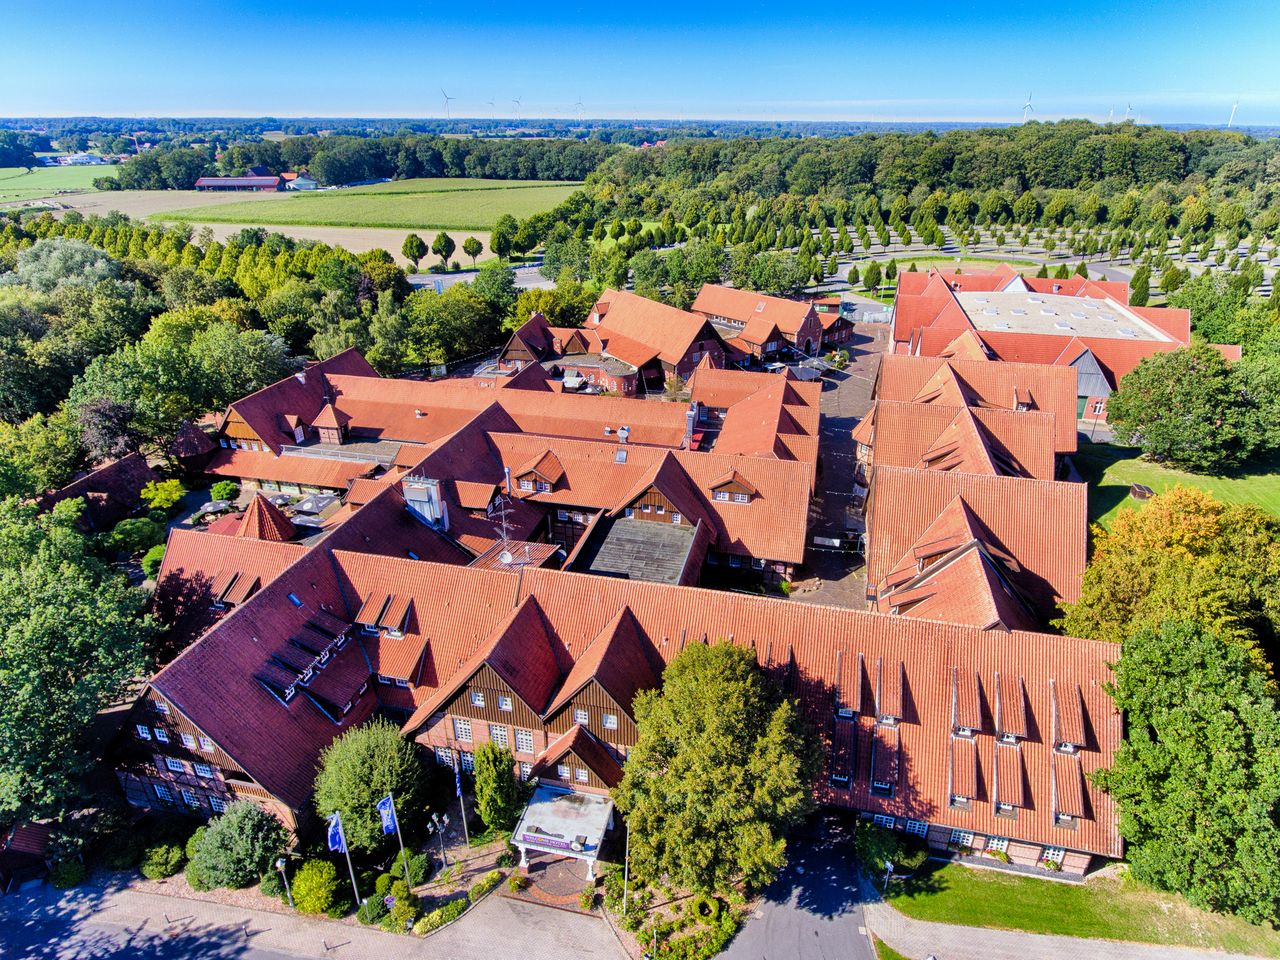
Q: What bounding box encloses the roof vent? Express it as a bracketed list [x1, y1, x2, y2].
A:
[982, 308, 998, 317]
[1041, 308, 1057, 316]
[1011, 308, 1027, 316]
[1119, 327, 1137, 338]
[994, 322, 1012, 330]
[294, 370, 307, 385]
[618, 425, 631, 444]
[975, 297, 989, 304]
[1071, 311, 1086, 320]
[603, 426, 614, 436]
[1098, 312, 1114, 320]
[755, 301, 766, 312]
[1028, 296, 1044, 303]
[414, 409, 424, 418]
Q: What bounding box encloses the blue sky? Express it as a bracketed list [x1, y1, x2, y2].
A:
[5, 1, 1279, 124]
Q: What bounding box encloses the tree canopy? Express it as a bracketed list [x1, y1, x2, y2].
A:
[612, 643, 819, 894]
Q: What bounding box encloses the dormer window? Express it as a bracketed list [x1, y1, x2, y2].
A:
[954, 725, 976, 739]
[949, 793, 971, 810]
[536, 481, 551, 493]
[999, 731, 1019, 745]
[519, 479, 534, 492]
[733, 493, 749, 503]
[995, 801, 1018, 819]
[715, 491, 729, 502]
[836, 707, 854, 719]
[1055, 740, 1080, 755]
[871, 779, 894, 797]
[878, 714, 899, 727]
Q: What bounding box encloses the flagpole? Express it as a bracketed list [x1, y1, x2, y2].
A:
[452, 739, 471, 846]
[333, 813, 361, 907]
[390, 792, 411, 883]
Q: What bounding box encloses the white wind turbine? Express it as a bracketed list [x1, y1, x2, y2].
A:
[440, 89, 455, 120]
[1123, 102, 1133, 121]
[575, 97, 586, 124]
[511, 97, 522, 121]
[1022, 92, 1034, 124]
[487, 98, 496, 119]
[1227, 99, 1239, 128]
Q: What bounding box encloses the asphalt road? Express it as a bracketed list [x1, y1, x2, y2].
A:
[722, 824, 875, 960]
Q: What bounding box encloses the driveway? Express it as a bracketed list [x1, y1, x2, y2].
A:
[722, 823, 875, 960]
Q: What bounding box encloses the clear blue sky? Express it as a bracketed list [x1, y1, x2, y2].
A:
[5, 0, 1279, 124]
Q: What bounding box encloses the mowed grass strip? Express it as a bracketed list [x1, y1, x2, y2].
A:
[1076, 440, 1280, 527]
[0, 164, 116, 203]
[887, 862, 1280, 956]
[150, 179, 582, 230]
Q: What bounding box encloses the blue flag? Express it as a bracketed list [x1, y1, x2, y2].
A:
[377, 794, 397, 835]
[455, 763, 462, 798]
[326, 812, 346, 853]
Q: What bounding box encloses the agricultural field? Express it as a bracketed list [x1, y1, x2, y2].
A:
[150, 178, 582, 230]
[0, 164, 116, 205]
[1076, 441, 1280, 527]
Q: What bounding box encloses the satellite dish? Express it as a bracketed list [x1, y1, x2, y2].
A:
[498, 550, 515, 565]
[570, 840, 584, 852]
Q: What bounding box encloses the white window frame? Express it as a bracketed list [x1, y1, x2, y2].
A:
[575, 768, 589, 783]
[182, 789, 200, 807]
[1043, 846, 1066, 864]
[194, 763, 214, 779]
[557, 510, 569, 521]
[519, 479, 534, 492]
[655, 504, 665, 515]
[515, 729, 534, 754]
[460, 751, 475, 773]
[714, 491, 730, 502]
[950, 830, 974, 847]
[198, 736, 215, 752]
[165, 758, 185, 773]
[436, 746, 454, 768]
[490, 725, 509, 748]
[905, 819, 928, 838]
[209, 796, 227, 813]
[471, 691, 486, 708]
[180, 733, 197, 749]
[556, 763, 571, 780]
[518, 761, 532, 781]
[498, 695, 513, 712]
[602, 713, 618, 731]
[535, 481, 551, 493]
[671, 513, 681, 524]
[136, 724, 151, 740]
[573, 708, 589, 725]
[987, 836, 1010, 854]
[454, 718, 473, 742]
[153, 701, 170, 714]
[154, 727, 170, 744]
[733, 492, 750, 504]
[154, 783, 174, 803]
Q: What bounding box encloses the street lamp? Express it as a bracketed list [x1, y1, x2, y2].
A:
[276, 857, 294, 910]
[428, 812, 451, 870]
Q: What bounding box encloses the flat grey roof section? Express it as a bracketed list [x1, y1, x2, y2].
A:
[512, 784, 613, 863]
[570, 517, 697, 585]
[954, 292, 1172, 342]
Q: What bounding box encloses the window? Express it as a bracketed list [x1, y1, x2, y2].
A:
[1054, 812, 1078, 829]
[987, 836, 1009, 854]
[182, 789, 200, 807]
[198, 736, 214, 752]
[454, 718, 473, 742]
[556, 763, 571, 780]
[573, 708, 589, 725]
[575, 768, 589, 783]
[614, 448, 628, 464]
[519, 479, 534, 492]
[572, 512, 585, 523]
[728, 555, 742, 569]
[219, 437, 229, 448]
[1090, 400, 1106, 416]
[949, 794, 972, 810]
[905, 819, 928, 838]
[655, 504, 665, 514]
[515, 729, 534, 754]
[498, 695, 513, 712]
[154, 728, 169, 743]
[436, 747, 454, 768]
[154, 783, 174, 803]
[1043, 846, 1066, 864]
[165, 758, 186, 773]
[999, 731, 1018, 745]
[518, 762, 532, 781]
[180, 733, 196, 749]
[954, 725, 975, 739]
[752, 558, 765, 570]
[378, 674, 393, 685]
[872, 814, 895, 829]
[460, 751, 474, 773]
[471, 690, 486, 708]
[153, 701, 170, 714]
[536, 481, 551, 493]
[714, 491, 730, 502]
[557, 510, 569, 521]
[949, 829, 974, 848]
[871, 779, 894, 798]
[490, 725, 509, 749]
[670, 513, 681, 524]
[733, 493, 749, 504]
[210, 796, 227, 813]
[995, 802, 1018, 819]
[135, 724, 151, 740]
[602, 713, 618, 731]
[194, 763, 214, 779]
[641, 503, 651, 513]
[624, 508, 634, 518]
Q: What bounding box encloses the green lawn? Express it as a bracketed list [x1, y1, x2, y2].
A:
[0, 164, 115, 203]
[150, 178, 581, 230]
[1076, 441, 1280, 527]
[891, 255, 1041, 272]
[873, 937, 912, 960]
[887, 862, 1280, 957]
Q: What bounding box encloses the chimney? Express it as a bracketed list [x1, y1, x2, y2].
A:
[685, 403, 696, 445]
[403, 477, 449, 531]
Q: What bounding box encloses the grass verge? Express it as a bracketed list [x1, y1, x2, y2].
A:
[886, 862, 1280, 956]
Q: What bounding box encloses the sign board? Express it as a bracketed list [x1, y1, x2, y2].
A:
[521, 832, 573, 851]
[429, 364, 448, 379]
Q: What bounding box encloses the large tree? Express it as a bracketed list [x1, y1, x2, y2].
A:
[1106, 344, 1251, 471]
[1098, 620, 1280, 925]
[401, 233, 427, 269]
[473, 742, 520, 831]
[0, 498, 152, 821]
[612, 643, 819, 894]
[313, 718, 427, 856]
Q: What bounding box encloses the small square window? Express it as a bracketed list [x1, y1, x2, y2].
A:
[557, 510, 569, 521]
[154, 728, 169, 744]
[641, 504, 651, 513]
[471, 691, 486, 708]
[950, 829, 974, 848]
[154, 783, 173, 802]
[602, 713, 618, 730]
[536, 481, 551, 493]
[182, 789, 200, 807]
[194, 763, 214, 779]
[198, 736, 214, 752]
[752, 558, 765, 570]
[153, 701, 170, 714]
[714, 491, 730, 502]
[519, 479, 534, 492]
[733, 493, 749, 504]
[995, 802, 1018, 819]
[556, 763, 571, 780]
[655, 504, 665, 514]
[670, 513, 681, 524]
[624, 508, 634, 518]
[872, 814, 895, 829]
[490, 725, 509, 748]
[181, 733, 197, 749]
[210, 796, 226, 813]
[905, 819, 928, 838]
[575, 768, 589, 783]
[987, 836, 1009, 854]
[573, 708, 589, 725]
[394, 677, 409, 688]
[165, 758, 185, 773]
[135, 724, 151, 740]
[518, 762, 532, 781]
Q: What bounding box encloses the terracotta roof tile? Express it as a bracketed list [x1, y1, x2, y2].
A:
[588, 289, 721, 367]
[235, 494, 297, 541]
[531, 725, 624, 788]
[206, 449, 377, 489]
[692, 284, 819, 337]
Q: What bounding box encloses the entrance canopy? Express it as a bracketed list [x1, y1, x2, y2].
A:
[512, 784, 614, 878]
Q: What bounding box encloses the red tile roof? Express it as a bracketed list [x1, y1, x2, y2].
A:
[234, 494, 297, 541]
[206, 448, 378, 489]
[692, 284, 819, 337]
[532, 725, 625, 788]
[588, 289, 722, 367]
[877, 355, 1078, 454]
[39, 453, 158, 531]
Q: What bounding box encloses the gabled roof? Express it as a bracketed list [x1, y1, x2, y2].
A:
[611, 451, 715, 534]
[311, 402, 351, 430]
[531, 724, 625, 788]
[940, 329, 992, 361]
[39, 452, 159, 531]
[235, 494, 297, 542]
[879, 541, 1041, 633]
[543, 607, 661, 719]
[206, 448, 378, 490]
[692, 284, 818, 337]
[589, 289, 719, 367]
[515, 448, 565, 485]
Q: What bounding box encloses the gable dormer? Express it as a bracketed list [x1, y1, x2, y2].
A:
[513, 449, 565, 494]
[708, 469, 758, 505]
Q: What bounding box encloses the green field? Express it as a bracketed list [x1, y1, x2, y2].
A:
[150, 177, 582, 230]
[890, 255, 1041, 272]
[1076, 441, 1280, 527]
[0, 164, 116, 203]
[887, 862, 1280, 956]
[872, 937, 912, 960]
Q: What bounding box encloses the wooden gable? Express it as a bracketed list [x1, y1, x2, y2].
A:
[444, 662, 544, 729]
[221, 409, 262, 443]
[544, 679, 638, 744]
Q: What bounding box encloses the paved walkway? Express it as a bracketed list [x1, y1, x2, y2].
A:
[3, 881, 624, 960]
[864, 899, 1264, 960]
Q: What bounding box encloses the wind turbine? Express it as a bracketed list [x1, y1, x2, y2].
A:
[1022, 92, 1034, 124]
[1107, 105, 1115, 124]
[511, 97, 522, 121]
[575, 97, 586, 124]
[486, 98, 496, 119]
[1123, 102, 1133, 121]
[440, 89, 455, 120]
[1227, 99, 1239, 128]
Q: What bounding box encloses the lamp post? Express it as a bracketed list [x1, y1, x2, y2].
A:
[276, 857, 294, 910]
[429, 811, 451, 870]
[622, 818, 630, 916]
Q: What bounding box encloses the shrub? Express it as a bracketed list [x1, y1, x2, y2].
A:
[357, 895, 389, 925]
[496, 845, 517, 869]
[209, 480, 240, 501]
[778, 580, 792, 596]
[141, 479, 186, 512]
[293, 859, 339, 914]
[413, 897, 467, 933]
[185, 858, 212, 891]
[49, 859, 86, 888]
[579, 886, 596, 911]
[468, 869, 502, 904]
[474, 742, 521, 831]
[382, 887, 420, 933]
[147, 509, 168, 524]
[389, 851, 431, 885]
[97, 829, 146, 869]
[853, 821, 927, 875]
[191, 802, 287, 889]
[107, 518, 166, 556]
[140, 842, 186, 880]
[690, 894, 720, 923]
[184, 826, 206, 862]
[508, 874, 529, 892]
[375, 872, 395, 896]
[259, 868, 284, 899]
